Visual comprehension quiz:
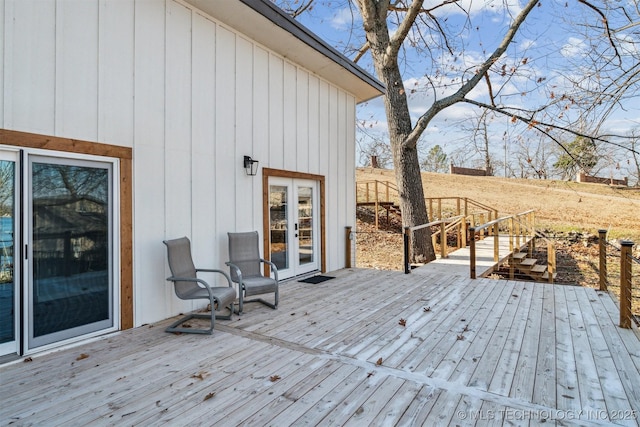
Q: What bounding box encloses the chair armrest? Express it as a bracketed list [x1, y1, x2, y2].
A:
[225, 262, 243, 283]
[260, 259, 279, 281]
[166, 276, 211, 289]
[195, 268, 233, 287]
[167, 275, 222, 300]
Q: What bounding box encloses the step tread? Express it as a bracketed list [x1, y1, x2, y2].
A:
[530, 265, 546, 274]
[512, 252, 528, 260]
[519, 258, 537, 267]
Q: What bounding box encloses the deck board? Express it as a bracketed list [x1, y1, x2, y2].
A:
[2, 267, 640, 426]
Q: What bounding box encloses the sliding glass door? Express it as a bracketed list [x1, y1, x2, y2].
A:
[0, 149, 118, 356]
[28, 156, 115, 349]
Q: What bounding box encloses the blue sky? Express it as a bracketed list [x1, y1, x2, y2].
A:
[278, 0, 639, 179]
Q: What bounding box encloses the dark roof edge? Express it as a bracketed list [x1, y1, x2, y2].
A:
[240, 0, 385, 95]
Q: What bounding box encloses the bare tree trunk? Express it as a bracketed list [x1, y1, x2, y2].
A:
[392, 137, 435, 262]
[361, 0, 436, 262]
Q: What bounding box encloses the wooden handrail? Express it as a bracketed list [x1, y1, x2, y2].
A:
[357, 179, 497, 233]
[467, 210, 548, 280]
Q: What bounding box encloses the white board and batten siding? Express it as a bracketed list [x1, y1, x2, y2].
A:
[1, 0, 363, 326]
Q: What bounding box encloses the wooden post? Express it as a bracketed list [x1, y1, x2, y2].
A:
[345, 226, 352, 268]
[440, 221, 447, 258]
[598, 229, 608, 291]
[509, 217, 514, 253]
[530, 211, 536, 252]
[620, 240, 634, 329]
[437, 199, 442, 221]
[429, 199, 433, 221]
[547, 241, 555, 283]
[462, 219, 468, 248]
[404, 227, 411, 274]
[493, 223, 499, 261]
[469, 227, 477, 279]
[374, 180, 379, 230]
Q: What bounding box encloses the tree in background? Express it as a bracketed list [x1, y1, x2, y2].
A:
[422, 145, 448, 173]
[357, 132, 393, 169]
[276, 0, 639, 262]
[553, 136, 599, 180]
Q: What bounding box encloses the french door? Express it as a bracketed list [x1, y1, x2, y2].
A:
[0, 149, 118, 356]
[268, 178, 319, 279]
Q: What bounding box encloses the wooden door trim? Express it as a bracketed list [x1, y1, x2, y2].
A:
[0, 129, 134, 329]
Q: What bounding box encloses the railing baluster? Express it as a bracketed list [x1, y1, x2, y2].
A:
[404, 227, 411, 274]
[469, 227, 476, 279]
[620, 240, 634, 329]
[598, 229, 608, 291]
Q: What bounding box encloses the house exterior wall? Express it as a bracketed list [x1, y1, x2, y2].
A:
[0, 0, 357, 326]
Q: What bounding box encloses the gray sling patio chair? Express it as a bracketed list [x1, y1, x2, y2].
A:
[163, 237, 235, 334]
[226, 231, 279, 314]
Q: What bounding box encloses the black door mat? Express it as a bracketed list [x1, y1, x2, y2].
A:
[298, 275, 335, 284]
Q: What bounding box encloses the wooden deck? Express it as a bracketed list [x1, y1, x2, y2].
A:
[2, 268, 640, 426]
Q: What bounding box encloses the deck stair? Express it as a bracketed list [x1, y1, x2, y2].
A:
[511, 250, 557, 282]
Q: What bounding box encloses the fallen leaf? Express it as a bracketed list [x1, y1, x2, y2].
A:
[270, 375, 281, 382]
[423, 307, 431, 312]
[376, 358, 383, 366]
[203, 392, 215, 401]
[367, 372, 374, 377]
[398, 318, 406, 327]
[457, 335, 465, 340]
[23, 357, 33, 363]
[76, 353, 90, 361]
[191, 372, 209, 380]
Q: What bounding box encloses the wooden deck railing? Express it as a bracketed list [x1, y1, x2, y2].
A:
[597, 230, 638, 328]
[466, 210, 557, 282]
[402, 215, 466, 273]
[356, 179, 497, 231]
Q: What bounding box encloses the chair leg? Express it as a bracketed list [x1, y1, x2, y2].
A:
[237, 292, 244, 315]
[165, 313, 214, 335]
[215, 301, 234, 320]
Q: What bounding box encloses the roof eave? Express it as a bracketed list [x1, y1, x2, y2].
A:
[183, 0, 385, 103]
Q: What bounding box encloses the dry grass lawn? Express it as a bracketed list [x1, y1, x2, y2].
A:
[355, 167, 640, 315]
[357, 167, 640, 241]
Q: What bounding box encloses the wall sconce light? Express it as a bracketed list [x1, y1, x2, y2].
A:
[243, 155, 259, 176]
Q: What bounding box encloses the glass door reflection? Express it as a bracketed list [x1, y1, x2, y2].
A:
[29, 158, 113, 349]
[269, 185, 289, 271]
[297, 186, 314, 266]
[0, 157, 16, 355]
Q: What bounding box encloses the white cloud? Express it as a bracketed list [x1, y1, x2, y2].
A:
[330, 7, 360, 31]
[561, 37, 587, 58]
[423, 0, 523, 18]
[519, 38, 537, 50]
